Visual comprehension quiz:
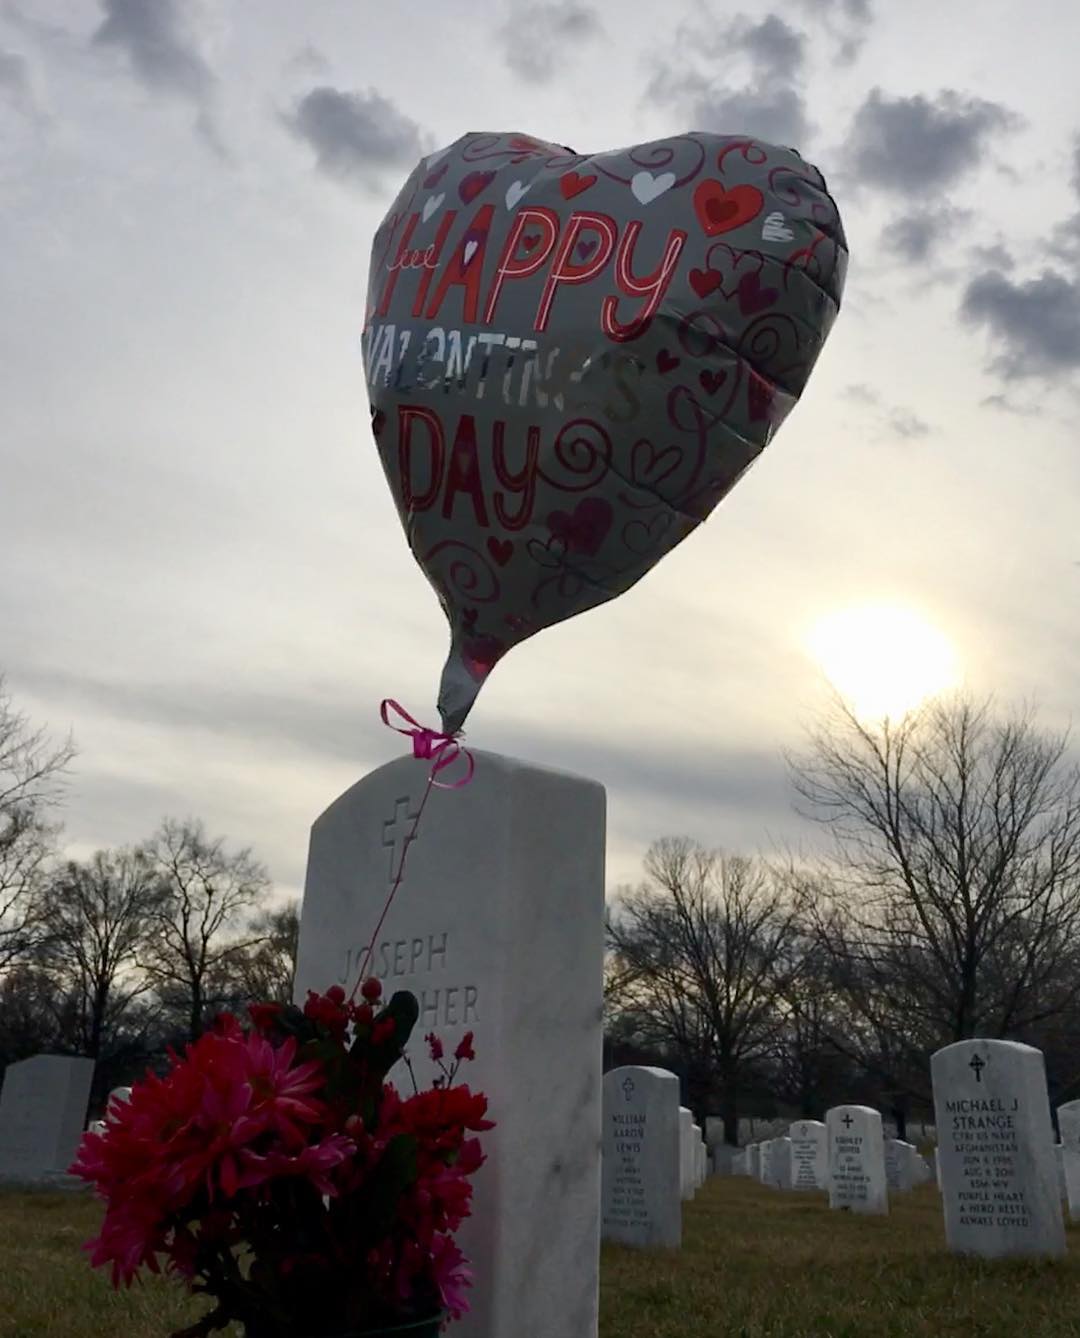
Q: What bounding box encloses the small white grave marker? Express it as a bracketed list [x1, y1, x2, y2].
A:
[789, 1120, 827, 1190]
[826, 1105, 888, 1214]
[601, 1067, 681, 1249]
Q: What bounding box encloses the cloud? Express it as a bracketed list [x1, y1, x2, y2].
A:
[91, 0, 224, 151]
[282, 86, 426, 192]
[794, 0, 873, 62]
[981, 393, 1043, 418]
[93, 0, 212, 100]
[842, 383, 881, 405]
[846, 88, 1019, 192]
[647, 12, 811, 149]
[690, 83, 809, 148]
[888, 409, 931, 439]
[961, 268, 1080, 381]
[0, 46, 32, 113]
[882, 204, 971, 264]
[728, 14, 806, 81]
[495, 1, 601, 84]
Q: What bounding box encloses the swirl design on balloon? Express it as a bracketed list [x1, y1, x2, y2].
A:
[592, 135, 707, 188]
[536, 417, 613, 493]
[420, 541, 502, 605]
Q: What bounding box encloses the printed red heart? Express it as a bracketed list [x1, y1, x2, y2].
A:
[689, 267, 724, 299]
[699, 369, 728, 396]
[656, 349, 680, 374]
[560, 171, 597, 200]
[462, 634, 506, 682]
[487, 536, 514, 566]
[737, 272, 779, 316]
[462, 607, 478, 627]
[459, 171, 495, 204]
[510, 135, 547, 152]
[693, 180, 764, 236]
[521, 232, 542, 253]
[631, 439, 682, 488]
[547, 497, 613, 556]
[423, 162, 448, 189]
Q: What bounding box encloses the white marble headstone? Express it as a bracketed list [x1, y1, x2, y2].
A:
[885, 1138, 917, 1192]
[1057, 1100, 1080, 1221]
[294, 750, 606, 1337]
[678, 1107, 694, 1200]
[826, 1105, 888, 1214]
[601, 1067, 681, 1249]
[747, 1142, 760, 1178]
[767, 1136, 792, 1189]
[789, 1120, 827, 1190]
[931, 1039, 1065, 1258]
[0, 1054, 95, 1179]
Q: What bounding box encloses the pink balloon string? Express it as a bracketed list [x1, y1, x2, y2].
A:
[350, 702, 475, 999]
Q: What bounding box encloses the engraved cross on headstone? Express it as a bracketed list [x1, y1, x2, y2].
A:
[382, 795, 421, 886]
[969, 1053, 986, 1084]
[621, 1076, 636, 1103]
[841, 1114, 854, 1129]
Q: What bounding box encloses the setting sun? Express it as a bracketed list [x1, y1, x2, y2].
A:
[806, 603, 959, 722]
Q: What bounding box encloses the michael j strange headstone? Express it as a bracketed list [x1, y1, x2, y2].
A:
[294, 749, 606, 1338]
[602, 1067, 681, 1249]
[932, 1039, 1064, 1258]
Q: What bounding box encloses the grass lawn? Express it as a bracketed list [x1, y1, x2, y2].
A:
[4, 1179, 1080, 1336]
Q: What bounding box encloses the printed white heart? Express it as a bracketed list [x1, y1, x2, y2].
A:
[505, 180, 530, 210]
[631, 170, 676, 205]
[463, 240, 479, 266]
[422, 193, 445, 223]
[762, 211, 794, 242]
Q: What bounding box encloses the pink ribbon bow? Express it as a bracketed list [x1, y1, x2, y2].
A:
[380, 699, 475, 788]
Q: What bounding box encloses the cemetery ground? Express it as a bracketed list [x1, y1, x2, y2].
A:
[5, 1183, 1080, 1338]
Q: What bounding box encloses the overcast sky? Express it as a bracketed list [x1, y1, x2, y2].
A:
[2, 0, 1079, 900]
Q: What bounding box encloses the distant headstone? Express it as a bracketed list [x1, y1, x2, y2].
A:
[826, 1105, 888, 1214]
[885, 1138, 917, 1192]
[766, 1136, 792, 1189]
[711, 1144, 734, 1176]
[0, 1054, 95, 1179]
[931, 1039, 1065, 1258]
[678, 1107, 694, 1200]
[1057, 1100, 1080, 1221]
[691, 1124, 705, 1187]
[789, 1120, 827, 1190]
[758, 1138, 772, 1184]
[293, 750, 606, 1338]
[704, 1116, 725, 1149]
[601, 1066, 681, 1249]
[747, 1142, 761, 1179]
[106, 1085, 132, 1114]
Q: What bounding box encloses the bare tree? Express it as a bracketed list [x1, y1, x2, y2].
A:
[606, 838, 807, 1143]
[209, 900, 299, 1009]
[0, 678, 74, 973]
[39, 848, 165, 1057]
[143, 819, 270, 1040]
[791, 695, 1080, 1092]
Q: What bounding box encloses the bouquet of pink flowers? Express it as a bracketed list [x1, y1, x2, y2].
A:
[71, 979, 492, 1337]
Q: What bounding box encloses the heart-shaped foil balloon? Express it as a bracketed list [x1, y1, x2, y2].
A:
[363, 131, 847, 732]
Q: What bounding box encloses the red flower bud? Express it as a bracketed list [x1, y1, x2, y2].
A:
[426, 1032, 444, 1062]
[361, 977, 383, 1003]
[248, 1002, 283, 1032]
[454, 1031, 476, 1062]
[326, 985, 346, 1005]
[352, 1003, 373, 1025]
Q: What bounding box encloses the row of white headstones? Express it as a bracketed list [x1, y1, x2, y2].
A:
[602, 1038, 1078, 1262]
[4, 753, 1078, 1338]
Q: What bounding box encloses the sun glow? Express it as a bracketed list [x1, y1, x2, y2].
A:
[807, 603, 959, 722]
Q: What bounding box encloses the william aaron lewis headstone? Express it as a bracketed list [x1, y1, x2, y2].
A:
[294, 749, 606, 1338]
[932, 1039, 1064, 1258]
[602, 1067, 681, 1249]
